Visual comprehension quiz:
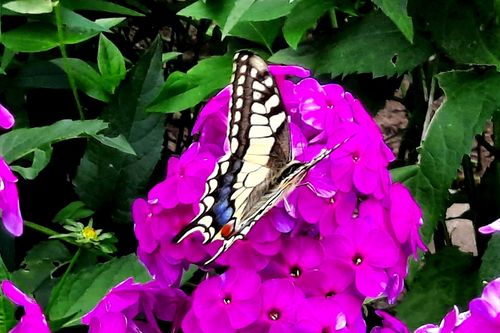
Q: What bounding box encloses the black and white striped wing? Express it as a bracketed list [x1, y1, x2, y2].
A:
[173, 51, 291, 249]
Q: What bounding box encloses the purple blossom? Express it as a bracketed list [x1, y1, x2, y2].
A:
[318, 191, 357, 236]
[371, 311, 410, 333]
[1, 280, 50, 333]
[125, 61, 427, 333]
[82, 278, 188, 333]
[216, 216, 282, 271]
[415, 306, 460, 333]
[240, 279, 305, 333]
[296, 298, 347, 333]
[0, 103, 15, 129]
[191, 87, 230, 156]
[134, 189, 218, 285]
[324, 220, 399, 297]
[263, 236, 324, 286]
[148, 144, 216, 209]
[297, 79, 352, 144]
[384, 254, 409, 304]
[388, 183, 427, 258]
[455, 278, 500, 333]
[0, 157, 23, 236]
[190, 269, 262, 333]
[328, 124, 392, 199]
[479, 218, 500, 235]
[298, 259, 355, 299]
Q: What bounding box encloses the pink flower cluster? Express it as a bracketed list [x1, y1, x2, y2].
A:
[373, 277, 500, 333]
[1, 280, 50, 333]
[84, 64, 428, 332]
[0, 103, 23, 237]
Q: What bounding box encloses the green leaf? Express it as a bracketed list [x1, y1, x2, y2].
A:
[11, 241, 71, 296]
[48, 254, 150, 327]
[181, 265, 198, 286]
[241, 0, 297, 21]
[0, 255, 9, 280]
[413, 0, 500, 69]
[0, 119, 108, 164]
[403, 70, 500, 243]
[90, 134, 136, 155]
[147, 55, 232, 113]
[10, 146, 53, 180]
[283, 0, 332, 49]
[162, 51, 181, 63]
[271, 13, 433, 77]
[2, 0, 54, 14]
[53, 201, 94, 224]
[178, 0, 256, 38]
[75, 38, 165, 222]
[51, 58, 109, 102]
[0, 48, 15, 74]
[0, 254, 15, 333]
[16, 61, 70, 89]
[480, 234, 500, 283]
[180, 0, 295, 22]
[229, 19, 283, 49]
[59, 6, 109, 32]
[396, 247, 478, 330]
[373, 0, 413, 42]
[61, 0, 145, 16]
[98, 34, 126, 93]
[0, 295, 15, 333]
[0, 9, 124, 53]
[390, 165, 419, 183]
[95, 17, 126, 30]
[221, 0, 256, 37]
[1, 23, 66, 52]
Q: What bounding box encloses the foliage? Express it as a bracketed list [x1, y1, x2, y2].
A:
[0, 0, 498, 332]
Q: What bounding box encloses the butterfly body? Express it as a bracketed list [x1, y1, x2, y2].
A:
[174, 51, 339, 264]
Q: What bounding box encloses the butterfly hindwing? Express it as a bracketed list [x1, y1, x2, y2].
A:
[173, 51, 291, 248]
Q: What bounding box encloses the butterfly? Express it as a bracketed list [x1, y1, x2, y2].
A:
[173, 51, 344, 264]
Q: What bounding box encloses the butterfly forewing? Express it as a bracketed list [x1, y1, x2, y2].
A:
[173, 51, 291, 248]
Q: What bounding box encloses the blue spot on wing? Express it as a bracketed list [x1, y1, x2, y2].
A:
[211, 158, 243, 227]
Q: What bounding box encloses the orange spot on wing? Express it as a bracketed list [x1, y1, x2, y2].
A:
[221, 223, 234, 239]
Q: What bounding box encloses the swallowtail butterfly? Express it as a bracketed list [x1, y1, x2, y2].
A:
[174, 51, 343, 264]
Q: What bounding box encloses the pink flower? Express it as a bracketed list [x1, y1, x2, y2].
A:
[328, 122, 392, 199]
[479, 218, 500, 234]
[191, 87, 230, 156]
[148, 144, 216, 209]
[241, 279, 305, 333]
[125, 57, 428, 333]
[190, 269, 262, 333]
[216, 216, 282, 271]
[0, 103, 15, 129]
[415, 306, 461, 333]
[296, 298, 348, 333]
[0, 157, 23, 236]
[1, 280, 50, 333]
[388, 183, 427, 258]
[299, 259, 355, 299]
[456, 278, 500, 333]
[82, 278, 188, 333]
[263, 236, 324, 286]
[324, 220, 399, 297]
[371, 311, 410, 333]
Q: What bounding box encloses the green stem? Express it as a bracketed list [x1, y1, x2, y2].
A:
[46, 247, 82, 313]
[24, 220, 79, 247]
[54, 4, 85, 120]
[329, 8, 338, 28]
[24, 220, 59, 237]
